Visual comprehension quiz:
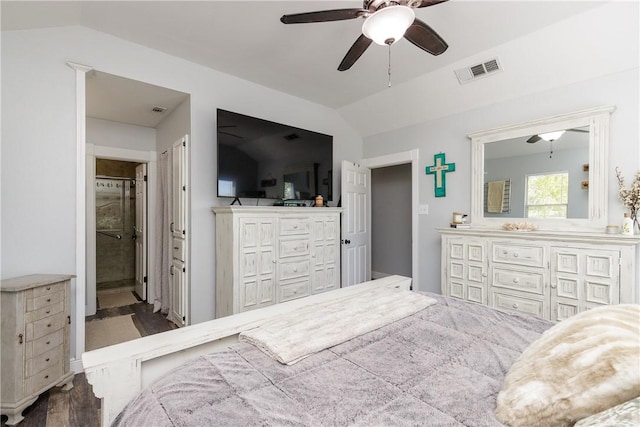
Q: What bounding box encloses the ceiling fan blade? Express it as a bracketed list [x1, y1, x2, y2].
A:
[527, 135, 542, 144]
[413, 0, 449, 8]
[281, 9, 366, 24]
[338, 35, 373, 71]
[404, 18, 448, 56]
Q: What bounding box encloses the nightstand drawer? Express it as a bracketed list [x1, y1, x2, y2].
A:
[492, 268, 545, 295]
[492, 243, 545, 267]
[26, 329, 64, 359]
[26, 362, 63, 395]
[26, 312, 67, 341]
[279, 218, 310, 236]
[25, 346, 62, 377]
[279, 280, 310, 302]
[26, 290, 64, 312]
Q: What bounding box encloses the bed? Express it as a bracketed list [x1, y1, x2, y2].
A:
[83, 276, 640, 427]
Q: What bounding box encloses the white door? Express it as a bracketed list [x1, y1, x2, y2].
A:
[171, 258, 186, 327]
[134, 163, 147, 300]
[341, 160, 371, 286]
[170, 135, 189, 326]
[172, 138, 186, 239]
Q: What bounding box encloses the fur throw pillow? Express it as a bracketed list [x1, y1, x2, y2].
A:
[495, 304, 640, 427]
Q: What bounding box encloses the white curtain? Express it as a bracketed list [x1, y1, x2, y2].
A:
[153, 151, 172, 316]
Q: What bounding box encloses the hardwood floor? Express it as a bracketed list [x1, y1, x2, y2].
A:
[1, 297, 176, 427]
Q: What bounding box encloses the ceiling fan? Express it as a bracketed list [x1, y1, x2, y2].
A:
[280, 0, 449, 71]
[526, 128, 589, 144]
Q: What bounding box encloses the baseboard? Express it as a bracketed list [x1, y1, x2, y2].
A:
[70, 357, 84, 373]
[371, 271, 392, 279]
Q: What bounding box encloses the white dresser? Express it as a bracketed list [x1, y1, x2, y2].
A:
[213, 206, 341, 318]
[438, 229, 640, 321]
[1, 274, 75, 425]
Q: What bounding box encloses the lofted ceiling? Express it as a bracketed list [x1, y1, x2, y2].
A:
[2, 0, 605, 113]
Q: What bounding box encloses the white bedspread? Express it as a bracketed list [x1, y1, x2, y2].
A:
[239, 286, 436, 365]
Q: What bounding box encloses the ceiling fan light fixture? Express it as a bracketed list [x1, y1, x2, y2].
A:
[539, 130, 566, 142]
[362, 5, 415, 46]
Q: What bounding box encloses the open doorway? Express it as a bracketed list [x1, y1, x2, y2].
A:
[371, 163, 412, 279]
[83, 70, 190, 351]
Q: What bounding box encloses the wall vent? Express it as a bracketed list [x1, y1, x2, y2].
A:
[151, 105, 167, 113]
[455, 57, 502, 84]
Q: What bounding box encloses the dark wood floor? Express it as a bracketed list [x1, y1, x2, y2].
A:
[1, 296, 176, 427]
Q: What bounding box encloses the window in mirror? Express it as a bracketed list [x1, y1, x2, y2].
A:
[525, 172, 568, 219]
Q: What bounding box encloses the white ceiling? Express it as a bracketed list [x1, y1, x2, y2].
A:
[2, 0, 605, 112]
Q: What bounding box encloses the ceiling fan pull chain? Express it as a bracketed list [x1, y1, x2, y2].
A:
[388, 43, 392, 87]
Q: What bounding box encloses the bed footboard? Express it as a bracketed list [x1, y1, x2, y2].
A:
[82, 275, 411, 426]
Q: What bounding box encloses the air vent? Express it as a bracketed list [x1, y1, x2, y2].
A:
[455, 57, 502, 84]
[283, 133, 300, 141]
[151, 106, 167, 113]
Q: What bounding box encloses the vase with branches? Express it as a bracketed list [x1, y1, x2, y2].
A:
[615, 167, 640, 234]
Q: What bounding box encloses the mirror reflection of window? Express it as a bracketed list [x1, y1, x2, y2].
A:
[525, 172, 569, 218]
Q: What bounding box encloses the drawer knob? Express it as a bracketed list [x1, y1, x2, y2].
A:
[46, 341, 51, 345]
[293, 224, 298, 229]
[46, 309, 51, 314]
[514, 253, 519, 258]
[293, 268, 298, 272]
[46, 286, 51, 291]
[45, 375, 49, 379]
[513, 278, 520, 284]
[47, 298, 51, 302]
[512, 303, 519, 309]
[18, 334, 24, 344]
[47, 323, 52, 328]
[46, 358, 50, 362]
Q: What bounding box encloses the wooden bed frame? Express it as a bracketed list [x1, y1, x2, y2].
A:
[82, 275, 412, 426]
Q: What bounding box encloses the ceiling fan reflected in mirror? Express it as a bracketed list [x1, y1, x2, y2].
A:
[526, 128, 589, 144]
[280, 0, 449, 72]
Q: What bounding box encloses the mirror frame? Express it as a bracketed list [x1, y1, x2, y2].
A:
[468, 105, 615, 231]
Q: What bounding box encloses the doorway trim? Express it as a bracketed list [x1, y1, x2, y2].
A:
[363, 149, 419, 288]
[86, 146, 157, 317]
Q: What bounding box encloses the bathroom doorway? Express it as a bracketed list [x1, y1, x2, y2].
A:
[95, 159, 142, 297]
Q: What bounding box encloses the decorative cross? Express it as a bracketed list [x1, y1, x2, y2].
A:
[426, 153, 456, 197]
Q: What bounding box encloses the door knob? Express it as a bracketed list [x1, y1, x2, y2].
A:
[342, 239, 351, 245]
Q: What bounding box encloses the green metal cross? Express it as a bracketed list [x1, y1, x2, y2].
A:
[426, 153, 456, 197]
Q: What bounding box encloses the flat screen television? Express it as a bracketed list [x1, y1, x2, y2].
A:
[217, 109, 333, 201]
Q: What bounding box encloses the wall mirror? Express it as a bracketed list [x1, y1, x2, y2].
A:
[468, 106, 615, 231]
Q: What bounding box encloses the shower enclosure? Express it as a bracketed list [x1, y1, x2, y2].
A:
[95, 177, 136, 292]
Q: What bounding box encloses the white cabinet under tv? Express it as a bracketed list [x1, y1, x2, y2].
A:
[212, 206, 341, 318]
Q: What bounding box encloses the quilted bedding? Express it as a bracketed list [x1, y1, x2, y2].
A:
[113, 294, 551, 426]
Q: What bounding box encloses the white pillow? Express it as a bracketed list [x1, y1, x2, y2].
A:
[495, 304, 640, 427]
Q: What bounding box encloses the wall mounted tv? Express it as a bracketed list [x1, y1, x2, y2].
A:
[217, 109, 333, 201]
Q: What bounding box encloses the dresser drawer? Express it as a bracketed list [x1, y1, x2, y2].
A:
[172, 238, 185, 261]
[27, 282, 65, 299]
[26, 362, 63, 395]
[26, 312, 67, 342]
[279, 218, 310, 236]
[279, 239, 310, 258]
[279, 260, 310, 281]
[25, 346, 62, 377]
[279, 280, 310, 302]
[492, 243, 545, 267]
[26, 329, 65, 359]
[492, 268, 545, 295]
[25, 300, 64, 323]
[26, 290, 64, 312]
[491, 292, 546, 318]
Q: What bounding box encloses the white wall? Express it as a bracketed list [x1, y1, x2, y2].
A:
[87, 118, 157, 151]
[363, 69, 639, 293]
[1, 26, 363, 362]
